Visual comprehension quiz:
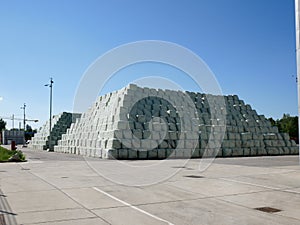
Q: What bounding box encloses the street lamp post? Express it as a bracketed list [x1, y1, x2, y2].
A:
[12, 114, 14, 129]
[20, 103, 26, 145]
[45, 78, 54, 151]
[21, 103, 26, 130]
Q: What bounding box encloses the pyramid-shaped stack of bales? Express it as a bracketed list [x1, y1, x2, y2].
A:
[55, 84, 201, 158]
[54, 84, 298, 159]
[29, 112, 81, 151]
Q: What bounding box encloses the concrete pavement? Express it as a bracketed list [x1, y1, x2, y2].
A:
[0, 146, 300, 225]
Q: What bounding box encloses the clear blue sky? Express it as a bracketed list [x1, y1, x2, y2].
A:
[0, 0, 297, 129]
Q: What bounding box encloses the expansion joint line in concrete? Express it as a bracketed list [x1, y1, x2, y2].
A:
[17, 165, 112, 225]
[220, 177, 285, 191]
[0, 188, 18, 225]
[93, 187, 174, 225]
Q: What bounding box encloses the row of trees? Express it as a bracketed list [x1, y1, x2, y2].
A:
[269, 114, 299, 143]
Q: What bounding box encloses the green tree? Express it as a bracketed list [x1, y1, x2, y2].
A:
[25, 124, 36, 141]
[0, 118, 6, 132]
[279, 114, 298, 138]
[271, 114, 299, 143]
[0, 119, 6, 144]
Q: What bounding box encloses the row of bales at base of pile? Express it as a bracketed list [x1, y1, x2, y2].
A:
[29, 84, 298, 159]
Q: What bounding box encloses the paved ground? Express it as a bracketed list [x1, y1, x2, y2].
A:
[0, 146, 300, 225]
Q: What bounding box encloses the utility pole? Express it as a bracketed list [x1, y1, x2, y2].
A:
[45, 78, 54, 151]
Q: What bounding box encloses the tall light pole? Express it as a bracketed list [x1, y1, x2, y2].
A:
[20, 103, 26, 144]
[20, 103, 26, 130]
[12, 114, 14, 129]
[45, 78, 54, 151]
